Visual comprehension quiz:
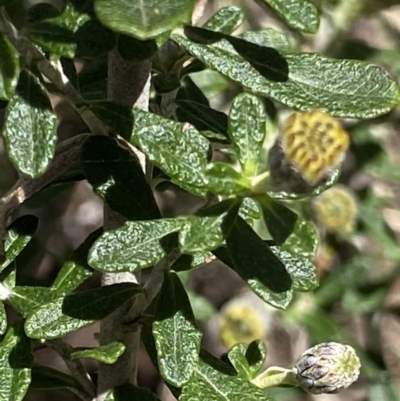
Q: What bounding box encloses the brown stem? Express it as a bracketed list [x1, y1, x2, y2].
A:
[96, 52, 151, 400]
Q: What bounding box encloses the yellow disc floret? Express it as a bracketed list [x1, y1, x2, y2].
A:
[280, 110, 350, 184]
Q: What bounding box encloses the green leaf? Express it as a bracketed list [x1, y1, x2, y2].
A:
[254, 193, 297, 245]
[30, 365, 80, 391]
[0, 0, 20, 5]
[71, 341, 126, 364]
[239, 197, 262, 224]
[89, 101, 134, 140]
[259, 0, 319, 33]
[180, 350, 273, 401]
[228, 93, 266, 175]
[10, 286, 56, 317]
[133, 108, 209, 196]
[271, 217, 319, 292]
[205, 162, 250, 195]
[81, 136, 160, 221]
[105, 383, 162, 401]
[228, 340, 267, 380]
[0, 33, 20, 100]
[179, 214, 226, 254]
[94, 0, 195, 40]
[175, 99, 229, 138]
[187, 291, 217, 321]
[0, 216, 38, 273]
[202, 6, 244, 34]
[4, 70, 57, 177]
[153, 272, 202, 387]
[89, 219, 182, 273]
[173, 31, 400, 118]
[24, 283, 142, 339]
[179, 199, 240, 254]
[224, 217, 292, 293]
[27, 5, 115, 58]
[51, 229, 99, 296]
[0, 302, 6, 335]
[0, 325, 32, 401]
[213, 239, 293, 310]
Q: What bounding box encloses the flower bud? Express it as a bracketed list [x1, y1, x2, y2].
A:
[294, 342, 361, 394]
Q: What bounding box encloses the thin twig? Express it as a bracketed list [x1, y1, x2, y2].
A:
[47, 338, 97, 400]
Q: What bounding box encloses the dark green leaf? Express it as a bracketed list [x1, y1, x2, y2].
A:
[133, 108, 209, 196]
[30, 365, 80, 390]
[0, 33, 20, 100]
[174, 32, 400, 118]
[27, 3, 60, 23]
[89, 219, 182, 272]
[0, 325, 32, 401]
[180, 350, 273, 401]
[175, 99, 229, 137]
[0, 302, 6, 335]
[205, 162, 251, 195]
[202, 6, 244, 34]
[118, 36, 158, 62]
[228, 93, 266, 175]
[4, 70, 57, 177]
[0, 0, 20, 5]
[81, 136, 160, 220]
[71, 341, 126, 364]
[0, 216, 38, 273]
[224, 217, 292, 293]
[24, 283, 142, 339]
[259, 0, 319, 33]
[27, 5, 115, 58]
[254, 193, 297, 245]
[89, 101, 133, 139]
[228, 340, 267, 379]
[51, 229, 99, 296]
[153, 272, 202, 387]
[94, 0, 195, 40]
[105, 383, 162, 401]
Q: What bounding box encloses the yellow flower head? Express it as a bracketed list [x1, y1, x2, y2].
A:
[280, 110, 350, 185]
[313, 185, 358, 234]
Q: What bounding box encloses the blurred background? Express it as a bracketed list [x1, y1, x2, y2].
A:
[2, 0, 400, 400]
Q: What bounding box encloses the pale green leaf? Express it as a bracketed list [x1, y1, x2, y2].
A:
[259, 0, 319, 33]
[153, 273, 202, 387]
[202, 6, 243, 34]
[4, 71, 57, 177]
[71, 342, 126, 364]
[0, 33, 20, 100]
[228, 93, 266, 175]
[89, 219, 183, 272]
[94, 0, 195, 40]
[0, 325, 32, 401]
[133, 108, 209, 196]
